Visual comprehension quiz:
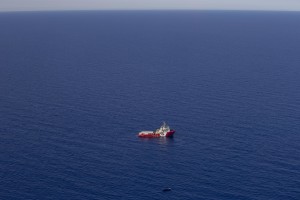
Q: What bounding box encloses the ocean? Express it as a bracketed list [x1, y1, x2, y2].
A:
[0, 11, 299, 200]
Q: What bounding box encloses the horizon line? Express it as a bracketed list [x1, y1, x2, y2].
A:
[1, 9, 300, 13]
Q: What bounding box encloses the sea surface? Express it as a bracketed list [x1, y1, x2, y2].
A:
[0, 11, 300, 200]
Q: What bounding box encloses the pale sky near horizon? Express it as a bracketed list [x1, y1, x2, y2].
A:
[1, 0, 300, 12]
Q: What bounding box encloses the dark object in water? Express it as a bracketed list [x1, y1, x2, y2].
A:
[162, 188, 172, 192]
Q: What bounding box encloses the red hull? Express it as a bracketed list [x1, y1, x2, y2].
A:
[165, 130, 175, 137]
[138, 130, 175, 138]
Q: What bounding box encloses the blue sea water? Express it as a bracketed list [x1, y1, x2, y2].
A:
[0, 11, 300, 200]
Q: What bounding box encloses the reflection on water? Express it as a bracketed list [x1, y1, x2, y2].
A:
[157, 137, 174, 145]
[139, 137, 174, 145]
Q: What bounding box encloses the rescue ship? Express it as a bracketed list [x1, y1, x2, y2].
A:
[138, 122, 175, 138]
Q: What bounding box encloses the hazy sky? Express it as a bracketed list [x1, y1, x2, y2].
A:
[1, 0, 300, 12]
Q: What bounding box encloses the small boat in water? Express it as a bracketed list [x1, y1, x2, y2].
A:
[162, 188, 172, 192]
[138, 122, 175, 138]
